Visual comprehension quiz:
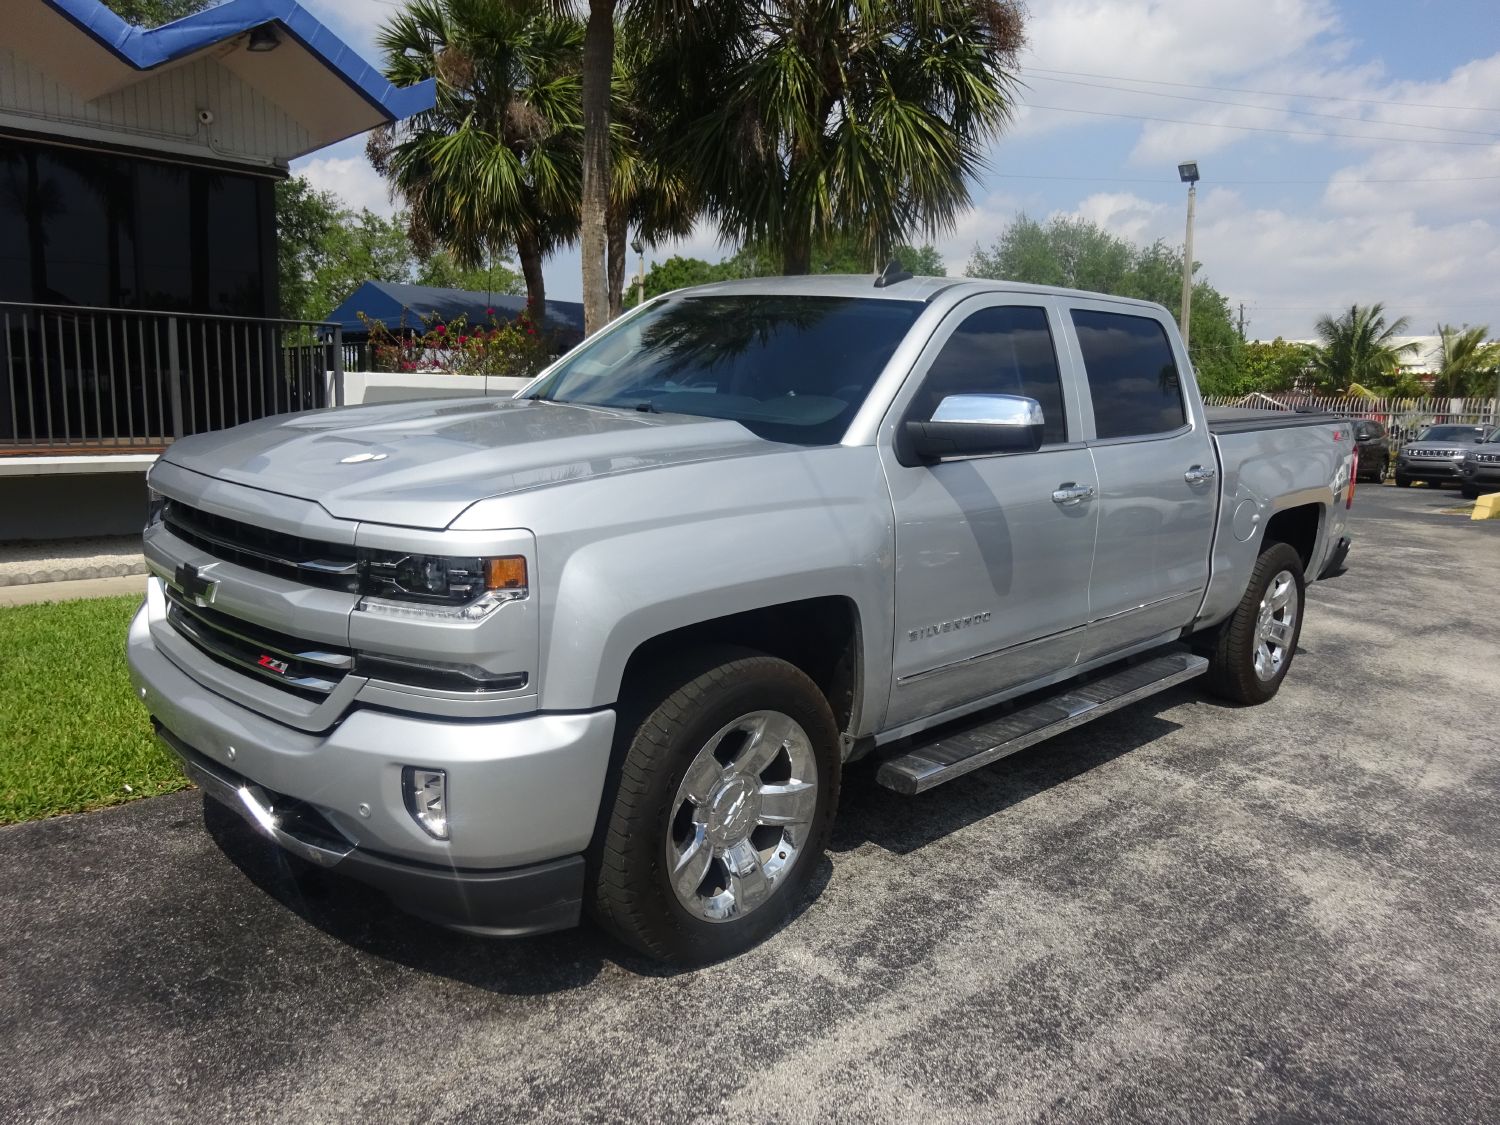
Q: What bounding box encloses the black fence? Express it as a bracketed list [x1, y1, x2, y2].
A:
[0, 301, 343, 453]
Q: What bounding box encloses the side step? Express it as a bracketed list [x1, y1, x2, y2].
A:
[875, 650, 1208, 795]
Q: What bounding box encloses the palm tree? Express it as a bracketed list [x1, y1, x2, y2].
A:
[1310, 303, 1420, 394]
[1433, 323, 1498, 399]
[368, 0, 583, 310]
[662, 0, 1026, 274]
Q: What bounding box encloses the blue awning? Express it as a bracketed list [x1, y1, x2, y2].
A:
[43, 0, 434, 128]
[326, 281, 586, 342]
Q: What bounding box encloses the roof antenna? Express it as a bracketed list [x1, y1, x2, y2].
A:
[874, 258, 913, 288]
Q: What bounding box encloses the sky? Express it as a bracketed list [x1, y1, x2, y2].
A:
[293, 0, 1500, 341]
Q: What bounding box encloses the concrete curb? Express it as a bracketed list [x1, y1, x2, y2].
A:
[0, 574, 148, 607]
[0, 558, 149, 587]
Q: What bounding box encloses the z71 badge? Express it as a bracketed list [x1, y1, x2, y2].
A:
[909, 612, 991, 642]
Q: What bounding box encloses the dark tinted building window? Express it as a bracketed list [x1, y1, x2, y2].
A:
[0, 136, 269, 316]
[912, 305, 1068, 445]
[1071, 309, 1186, 439]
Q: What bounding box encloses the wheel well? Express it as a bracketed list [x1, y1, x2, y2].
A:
[619, 598, 861, 731]
[1262, 503, 1321, 569]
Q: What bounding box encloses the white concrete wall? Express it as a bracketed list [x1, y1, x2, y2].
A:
[333, 371, 533, 405]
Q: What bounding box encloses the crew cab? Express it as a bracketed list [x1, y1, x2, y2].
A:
[127, 275, 1355, 962]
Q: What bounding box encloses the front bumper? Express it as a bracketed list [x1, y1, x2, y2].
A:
[1459, 464, 1500, 491]
[1396, 458, 1462, 481]
[127, 598, 616, 935]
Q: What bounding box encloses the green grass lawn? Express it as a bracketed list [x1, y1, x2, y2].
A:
[0, 594, 189, 825]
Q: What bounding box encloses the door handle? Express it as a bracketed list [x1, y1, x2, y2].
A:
[1052, 482, 1095, 506]
[1184, 465, 1216, 486]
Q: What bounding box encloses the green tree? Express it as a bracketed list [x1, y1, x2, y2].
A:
[275, 177, 341, 322]
[1309, 304, 1419, 394]
[663, 1, 1024, 276]
[102, 0, 210, 26]
[1432, 323, 1499, 398]
[1240, 339, 1316, 394]
[967, 213, 1242, 393]
[370, 0, 584, 310]
[414, 250, 524, 295]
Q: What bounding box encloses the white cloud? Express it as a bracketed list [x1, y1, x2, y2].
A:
[295, 153, 396, 217]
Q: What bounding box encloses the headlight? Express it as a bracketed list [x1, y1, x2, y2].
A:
[356, 551, 527, 620]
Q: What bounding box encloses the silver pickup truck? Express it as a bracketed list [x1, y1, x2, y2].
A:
[127, 275, 1355, 963]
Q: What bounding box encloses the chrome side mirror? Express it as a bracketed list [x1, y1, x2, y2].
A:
[904, 393, 1045, 462]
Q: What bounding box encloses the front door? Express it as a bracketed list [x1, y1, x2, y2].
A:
[879, 298, 1098, 731]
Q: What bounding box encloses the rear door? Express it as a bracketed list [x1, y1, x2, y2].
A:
[1063, 303, 1219, 661]
[878, 296, 1098, 730]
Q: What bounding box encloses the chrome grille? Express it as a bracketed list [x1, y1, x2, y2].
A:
[164, 585, 353, 699]
[1471, 452, 1500, 463]
[163, 500, 359, 591]
[1409, 448, 1462, 458]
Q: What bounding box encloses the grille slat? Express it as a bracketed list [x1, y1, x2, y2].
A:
[163, 500, 358, 591]
[164, 586, 352, 700]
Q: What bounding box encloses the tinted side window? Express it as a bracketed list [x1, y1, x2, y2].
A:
[911, 306, 1068, 445]
[1071, 310, 1186, 439]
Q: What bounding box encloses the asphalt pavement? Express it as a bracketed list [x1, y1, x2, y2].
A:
[3, 483, 1499, 1124]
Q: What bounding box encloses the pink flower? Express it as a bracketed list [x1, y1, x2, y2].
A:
[457, 335, 468, 345]
[434, 324, 447, 335]
[485, 307, 495, 316]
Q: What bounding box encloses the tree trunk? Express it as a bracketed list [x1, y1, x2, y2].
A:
[580, 1, 614, 335]
[781, 223, 812, 275]
[516, 229, 545, 312]
[606, 206, 627, 320]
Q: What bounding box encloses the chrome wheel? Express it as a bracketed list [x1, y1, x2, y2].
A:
[1254, 569, 1299, 681]
[665, 710, 818, 923]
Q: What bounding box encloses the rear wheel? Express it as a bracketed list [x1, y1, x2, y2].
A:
[1201, 542, 1305, 705]
[1461, 484, 1481, 500]
[590, 648, 840, 963]
[1395, 475, 1412, 488]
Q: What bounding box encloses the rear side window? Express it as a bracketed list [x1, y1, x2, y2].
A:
[1071, 310, 1187, 440]
[911, 305, 1068, 445]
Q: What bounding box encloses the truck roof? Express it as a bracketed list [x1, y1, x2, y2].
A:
[670, 273, 1170, 313]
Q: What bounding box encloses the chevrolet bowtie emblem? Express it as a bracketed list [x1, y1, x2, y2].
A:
[174, 562, 218, 607]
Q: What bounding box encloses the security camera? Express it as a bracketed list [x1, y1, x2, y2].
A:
[197, 109, 215, 126]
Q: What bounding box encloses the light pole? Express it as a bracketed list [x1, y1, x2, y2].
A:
[1178, 161, 1200, 350]
[630, 234, 645, 309]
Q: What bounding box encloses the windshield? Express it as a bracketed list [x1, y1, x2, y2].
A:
[1414, 425, 1486, 443]
[527, 294, 924, 445]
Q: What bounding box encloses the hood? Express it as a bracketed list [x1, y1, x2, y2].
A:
[160, 397, 780, 528]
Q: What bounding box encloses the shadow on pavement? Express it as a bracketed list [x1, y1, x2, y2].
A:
[831, 686, 1192, 856]
[201, 794, 835, 986]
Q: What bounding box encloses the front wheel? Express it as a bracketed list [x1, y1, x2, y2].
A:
[1395, 475, 1412, 488]
[590, 648, 840, 963]
[1460, 484, 1481, 500]
[1200, 542, 1306, 705]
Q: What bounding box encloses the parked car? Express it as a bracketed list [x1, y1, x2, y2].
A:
[127, 276, 1355, 963]
[1459, 427, 1500, 500]
[1394, 424, 1490, 488]
[1351, 419, 1391, 482]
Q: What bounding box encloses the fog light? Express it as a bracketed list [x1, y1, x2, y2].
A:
[402, 767, 448, 839]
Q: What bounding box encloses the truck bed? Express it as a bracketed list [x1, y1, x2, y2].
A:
[1205, 407, 1340, 435]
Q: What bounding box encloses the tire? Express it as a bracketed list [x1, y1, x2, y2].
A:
[1395, 475, 1412, 488]
[589, 647, 841, 963]
[1460, 484, 1480, 501]
[1201, 542, 1306, 706]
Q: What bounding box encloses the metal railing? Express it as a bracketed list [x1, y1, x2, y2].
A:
[1204, 393, 1499, 441]
[0, 301, 344, 455]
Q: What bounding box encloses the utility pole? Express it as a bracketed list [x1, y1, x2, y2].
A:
[630, 234, 645, 308]
[1177, 161, 1200, 350]
[1237, 302, 1246, 342]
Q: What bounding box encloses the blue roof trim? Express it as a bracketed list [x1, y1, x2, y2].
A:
[42, 0, 434, 121]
